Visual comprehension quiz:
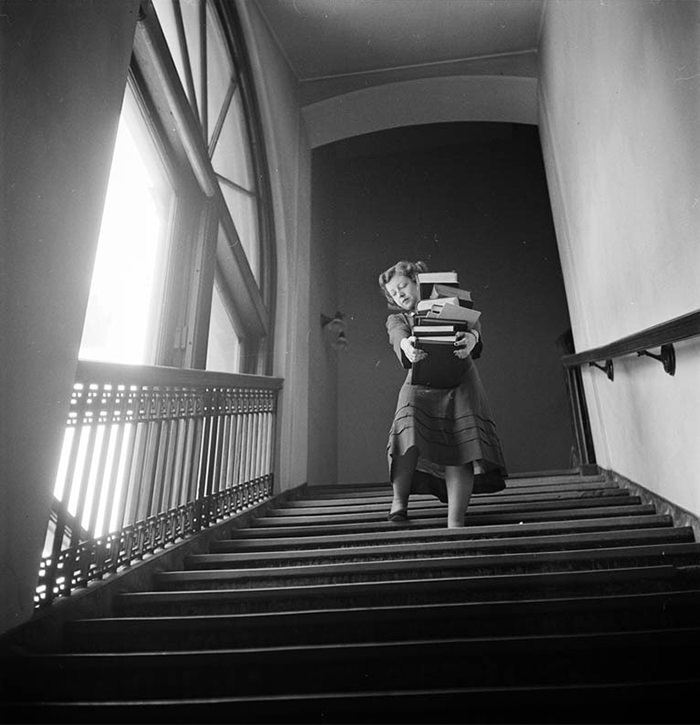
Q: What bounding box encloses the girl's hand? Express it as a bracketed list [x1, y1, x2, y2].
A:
[454, 330, 478, 359]
[401, 336, 428, 363]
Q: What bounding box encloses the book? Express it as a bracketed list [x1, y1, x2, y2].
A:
[430, 283, 473, 308]
[416, 297, 462, 313]
[413, 324, 460, 335]
[421, 302, 481, 326]
[416, 271, 458, 286]
[416, 271, 458, 299]
[412, 336, 468, 388]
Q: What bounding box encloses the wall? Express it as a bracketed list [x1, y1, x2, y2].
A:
[333, 123, 574, 484]
[237, 1, 313, 493]
[0, 0, 140, 635]
[308, 147, 340, 485]
[539, 0, 700, 514]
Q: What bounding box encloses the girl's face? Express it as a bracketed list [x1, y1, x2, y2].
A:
[385, 274, 419, 311]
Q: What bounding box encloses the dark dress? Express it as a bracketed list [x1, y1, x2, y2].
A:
[386, 312, 507, 501]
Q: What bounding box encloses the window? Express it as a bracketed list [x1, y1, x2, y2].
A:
[152, 0, 273, 370]
[206, 275, 241, 374]
[80, 0, 273, 373]
[79, 81, 174, 365]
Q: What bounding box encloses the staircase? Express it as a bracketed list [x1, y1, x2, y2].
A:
[3, 471, 700, 723]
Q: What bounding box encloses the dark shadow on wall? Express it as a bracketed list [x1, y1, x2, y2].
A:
[311, 122, 575, 482]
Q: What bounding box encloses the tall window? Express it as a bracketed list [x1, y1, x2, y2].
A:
[153, 0, 271, 364]
[80, 82, 174, 365]
[79, 0, 273, 373]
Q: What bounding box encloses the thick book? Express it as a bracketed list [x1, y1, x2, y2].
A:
[412, 336, 468, 388]
[416, 296, 462, 313]
[421, 302, 481, 326]
[413, 323, 460, 335]
[416, 271, 458, 299]
[430, 283, 473, 308]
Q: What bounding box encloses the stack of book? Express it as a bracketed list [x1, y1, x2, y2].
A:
[411, 271, 481, 388]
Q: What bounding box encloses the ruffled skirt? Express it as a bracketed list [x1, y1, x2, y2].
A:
[387, 357, 507, 500]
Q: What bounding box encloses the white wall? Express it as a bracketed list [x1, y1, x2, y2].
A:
[304, 76, 538, 148]
[539, 0, 700, 513]
[237, 1, 313, 493]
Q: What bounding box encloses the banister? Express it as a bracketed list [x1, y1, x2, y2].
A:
[75, 359, 284, 390]
[36, 361, 283, 608]
[561, 308, 700, 371]
[559, 308, 700, 472]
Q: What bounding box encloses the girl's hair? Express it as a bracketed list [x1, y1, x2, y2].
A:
[378, 260, 428, 304]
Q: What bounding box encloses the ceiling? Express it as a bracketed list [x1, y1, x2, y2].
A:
[255, 0, 544, 82]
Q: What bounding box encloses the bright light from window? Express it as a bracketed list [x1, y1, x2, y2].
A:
[79, 85, 172, 365]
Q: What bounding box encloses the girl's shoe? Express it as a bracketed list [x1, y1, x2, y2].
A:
[388, 508, 409, 522]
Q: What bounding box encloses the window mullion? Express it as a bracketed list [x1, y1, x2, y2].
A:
[208, 76, 238, 157]
[199, 0, 208, 138]
[172, 0, 200, 123]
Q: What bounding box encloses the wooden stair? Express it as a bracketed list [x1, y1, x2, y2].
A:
[3, 472, 700, 723]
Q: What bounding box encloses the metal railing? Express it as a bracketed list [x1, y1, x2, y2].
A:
[35, 360, 283, 608]
[561, 308, 700, 470]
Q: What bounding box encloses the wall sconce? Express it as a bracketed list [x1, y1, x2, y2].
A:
[321, 311, 349, 350]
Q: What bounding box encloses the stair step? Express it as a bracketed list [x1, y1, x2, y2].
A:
[259, 490, 633, 523]
[66, 589, 700, 652]
[155, 543, 700, 590]
[282, 481, 622, 509]
[303, 474, 607, 497]
[5, 678, 697, 725]
[113, 566, 689, 616]
[236, 502, 654, 538]
[192, 526, 694, 568]
[214, 513, 671, 551]
[6, 628, 700, 702]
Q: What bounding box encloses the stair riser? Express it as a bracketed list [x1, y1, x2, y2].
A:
[191, 528, 695, 568]
[6, 680, 698, 725]
[153, 551, 700, 591]
[115, 573, 687, 617]
[265, 490, 631, 518]
[241, 501, 650, 537]
[209, 516, 675, 552]
[282, 482, 617, 508]
[68, 597, 700, 652]
[7, 634, 700, 701]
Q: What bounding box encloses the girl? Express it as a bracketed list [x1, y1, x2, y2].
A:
[379, 259, 507, 528]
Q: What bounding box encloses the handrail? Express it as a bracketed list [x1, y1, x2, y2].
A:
[559, 308, 700, 472]
[561, 308, 700, 371]
[35, 361, 283, 608]
[74, 359, 284, 389]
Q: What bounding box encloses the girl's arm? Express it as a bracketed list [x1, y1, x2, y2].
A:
[386, 314, 426, 368]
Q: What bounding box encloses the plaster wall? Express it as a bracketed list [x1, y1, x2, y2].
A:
[304, 76, 538, 148]
[307, 148, 340, 486]
[238, 1, 313, 492]
[538, 0, 700, 514]
[0, 0, 140, 635]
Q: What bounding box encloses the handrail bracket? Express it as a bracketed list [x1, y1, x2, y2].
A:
[637, 343, 676, 376]
[589, 359, 614, 381]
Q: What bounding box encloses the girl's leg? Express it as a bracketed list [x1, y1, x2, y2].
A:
[390, 448, 418, 515]
[444, 464, 475, 528]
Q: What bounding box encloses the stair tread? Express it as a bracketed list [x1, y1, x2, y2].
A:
[156, 542, 700, 585]
[117, 565, 681, 605]
[194, 526, 694, 565]
[234, 503, 656, 538]
[20, 626, 700, 662]
[280, 483, 624, 511]
[258, 491, 634, 523]
[68, 588, 700, 632]
[216, 513, 672, 550]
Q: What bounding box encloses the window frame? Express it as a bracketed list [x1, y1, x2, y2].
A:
[125, 0, 275, 373]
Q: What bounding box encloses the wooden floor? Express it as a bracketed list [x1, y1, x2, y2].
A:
[3, 472, 700, 723]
